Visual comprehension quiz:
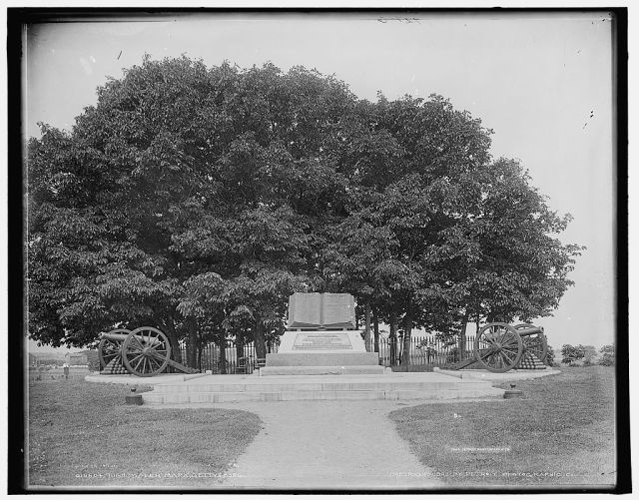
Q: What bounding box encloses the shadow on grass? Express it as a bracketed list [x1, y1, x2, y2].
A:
[28, 378, 261, 489]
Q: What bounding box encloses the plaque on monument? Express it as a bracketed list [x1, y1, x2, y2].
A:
[292, 332, 353, 350]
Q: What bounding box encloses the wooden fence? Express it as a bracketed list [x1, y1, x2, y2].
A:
[177, 334, 475, 374]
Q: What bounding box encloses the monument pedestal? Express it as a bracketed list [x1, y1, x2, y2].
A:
[260, 330, 384, 376]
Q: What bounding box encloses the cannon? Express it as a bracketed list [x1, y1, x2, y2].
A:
[99, 326, 197, 377]
[453, 322, 548, 373]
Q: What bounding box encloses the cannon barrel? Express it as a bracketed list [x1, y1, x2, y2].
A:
[102, 332, 129, 342]
[516, 326, 544, 336]
[101, 332, 161, 345]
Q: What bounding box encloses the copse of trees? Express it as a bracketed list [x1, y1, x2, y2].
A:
[28, 56, 583, 364]
[561, 343, 614, 366]
[561, 344, 585, 365]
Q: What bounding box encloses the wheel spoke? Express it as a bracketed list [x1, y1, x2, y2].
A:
[503, 350, 515, 366]
[489, 353, 499, 368]
[477, 349, 493, 360]
[498, 351, 508, 368]
[500, 345, 520, 356]
[483, 352, 493, 366]
[501, 349, 516, 363]
[153, 356, 163, 371]
[127, 353, 144, 364]
[481, 332, 499, 347]
[134, 357, 144, 371]
[131, 336, 145, 350]
[148, 348, 167, 362]
[490, 352, 498, 368]
[148, 356, 159, 371]
[498, 331, 511, 344]
[502, 336, 519, 347]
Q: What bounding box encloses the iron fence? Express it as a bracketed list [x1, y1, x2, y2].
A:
[175, 334, 474, 374]
[371, 334, 476, 367]
[179, 339, 280, 374]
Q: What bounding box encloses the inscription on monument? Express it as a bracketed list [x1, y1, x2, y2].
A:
[292, 332, 353, 350]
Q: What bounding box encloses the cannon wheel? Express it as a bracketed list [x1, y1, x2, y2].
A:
[515, 323, 548, 363]
[122, 326, 171, 377]
[99, 328, 131, 369]
[474, 322, 523, 373]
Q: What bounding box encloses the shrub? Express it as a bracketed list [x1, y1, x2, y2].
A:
[561, 344, 585, 365]
[446, 346, 460, 364]
[581, 344, 598, 365]
[544, 344, 556, 366]
[599, 344, 615, 366]
[86, 351, 101, 372]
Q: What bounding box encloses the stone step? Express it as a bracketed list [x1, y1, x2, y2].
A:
[140, 372, 504, 404]
[142, 387, 504, 404]
[146, 379, 494, 394]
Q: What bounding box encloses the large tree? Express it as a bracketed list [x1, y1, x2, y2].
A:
[321, 95, 582, 363]
[28, 56, 582, 365]
[28, 57, 360, 353]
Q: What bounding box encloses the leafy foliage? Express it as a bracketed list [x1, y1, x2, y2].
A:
[28, 56, 583, 359]
[544, 344, 556, 366]
[561, 344, 585, 365]
[599, 344, 615, 366]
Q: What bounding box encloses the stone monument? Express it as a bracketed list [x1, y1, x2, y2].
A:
[260, 292, 385, 375]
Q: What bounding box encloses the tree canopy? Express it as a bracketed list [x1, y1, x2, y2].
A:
[27, 56, 583, 362]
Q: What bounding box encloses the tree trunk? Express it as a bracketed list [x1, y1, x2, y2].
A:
[186, 319, 197, 368]
[389, 311, 398, 366]
[161, 318, 182, 364]
[253, 320, 267, 360]
[458, 311, 469, 360]
[236, 336, 244, 363]
[364, 303, 372, 352]
[218, 335, 227, 374]
[373, 309, 380, 353]
[401, 309, 412, 366]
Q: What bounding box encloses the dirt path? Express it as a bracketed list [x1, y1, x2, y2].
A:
[214, 400, 443, 490]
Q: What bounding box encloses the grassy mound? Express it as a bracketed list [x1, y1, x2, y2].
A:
[28, 378, 261, 488]
[390, 366, 616, 488]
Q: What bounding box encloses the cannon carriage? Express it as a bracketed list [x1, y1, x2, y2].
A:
[454, 322, 548, 373]
[99, 326, 197, 377]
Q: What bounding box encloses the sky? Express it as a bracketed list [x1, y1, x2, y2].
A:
[24, 11, 617, 353]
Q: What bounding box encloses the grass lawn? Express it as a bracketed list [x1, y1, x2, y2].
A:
[390, 366, 617, 489]
[28, 377, 261, 489]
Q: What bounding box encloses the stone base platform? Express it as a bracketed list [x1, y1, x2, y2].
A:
[265, 351, 379, 366]
[140, 372, 505, 404]
[259, 365, 386, 376]
[85, 372, 207, 386]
